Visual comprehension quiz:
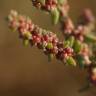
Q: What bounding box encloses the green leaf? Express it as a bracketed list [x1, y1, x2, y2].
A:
[76, 55, 85, 68]
[68, 36, 75, 47]
[23, 39, 29, 46]
[63, 41, 70, 48]
[66, 57, 76, 66]
[46, 43, 53, 49]
[73, 40, 82, 53]
[85, 34, 96, 43]
[51, 8, 60, 25]
[24, 31, 32, 39]
[48, 54, 54, 62]
[64, 36, 75, 48]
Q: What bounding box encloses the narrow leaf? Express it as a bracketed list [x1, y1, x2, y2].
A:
[66, 57, 76, 66]
[51, 8, 60, 25]
[68, 36, 75, 47]
[48, 54, 54, 62]
[46, 43, 53, 49]
[73, 40, 82, 53]
[23, 39, 29, 46]
[63, 41, 70, 48]
[76, 55, 85, 68]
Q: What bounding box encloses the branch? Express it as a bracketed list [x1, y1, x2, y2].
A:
[6, 0, 96, 87]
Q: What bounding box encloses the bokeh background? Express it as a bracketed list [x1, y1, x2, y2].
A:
[0, 0, 96, 96]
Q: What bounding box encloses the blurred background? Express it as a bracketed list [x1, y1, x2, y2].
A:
[0, 0, 96, 96]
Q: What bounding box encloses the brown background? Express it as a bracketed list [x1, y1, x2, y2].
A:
[0, 0, 96, 96]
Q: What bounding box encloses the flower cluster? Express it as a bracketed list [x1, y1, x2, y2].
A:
[61, 8, 95, 67]
[31, 0, 70, 24]
[31, 0, 57, 11]
[7, 10, 75, 65]
[62, 9, 95, 40]
[31, 0, 69, 12]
